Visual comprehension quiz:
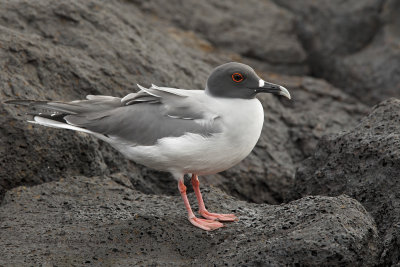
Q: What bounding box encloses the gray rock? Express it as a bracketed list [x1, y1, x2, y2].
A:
[291, 98, 400, 265]
[0, 175, 380, 266]
[272, 0, 383, 56]
[273, 0, 400, 105]
[132, 0, 309, 75]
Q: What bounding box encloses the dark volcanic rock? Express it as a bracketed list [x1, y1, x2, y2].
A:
[0, 175, 380, 266]
[291, 98, 400, 265]
[273, 0, 400, 105]
[272, 0, 383, 57]
[132, 0, 309, 75]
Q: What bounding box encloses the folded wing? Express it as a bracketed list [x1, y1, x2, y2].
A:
[6, 85, 221, 146]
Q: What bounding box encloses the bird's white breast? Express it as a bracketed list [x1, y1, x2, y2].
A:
[115, 95, 264, 177]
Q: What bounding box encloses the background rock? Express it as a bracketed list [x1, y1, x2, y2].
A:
[0, 175, 380, 266]
[291, 98, 400, 265]
[132, 0, 308, 75]
[273, 0, 400, 105]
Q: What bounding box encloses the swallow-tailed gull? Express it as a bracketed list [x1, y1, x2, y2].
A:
[6, 62, 291, 231]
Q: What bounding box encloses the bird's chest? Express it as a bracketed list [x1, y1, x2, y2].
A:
[183, 98, 265, 175]
[218, 99, 264, 158]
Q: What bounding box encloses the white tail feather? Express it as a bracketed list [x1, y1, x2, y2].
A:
[30, 116, 112, 143]
[32, 116, 93, 133]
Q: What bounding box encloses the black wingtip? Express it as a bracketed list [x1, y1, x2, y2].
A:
[4, 99, 48, 106]
[4, 99, 31, 105]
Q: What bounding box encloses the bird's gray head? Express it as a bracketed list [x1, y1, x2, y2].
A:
[206, 62, 291, 100]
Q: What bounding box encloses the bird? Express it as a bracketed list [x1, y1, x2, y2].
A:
[6, 62, 290, 231]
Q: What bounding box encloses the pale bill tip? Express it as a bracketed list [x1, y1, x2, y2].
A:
[279, 86, 291, 99]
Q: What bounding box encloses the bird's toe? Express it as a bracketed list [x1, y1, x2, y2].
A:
[200, 210, 238, 222]
[189, 216, 225, 231]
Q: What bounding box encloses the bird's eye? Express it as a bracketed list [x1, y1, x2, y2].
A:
[232, 73, 244, 83]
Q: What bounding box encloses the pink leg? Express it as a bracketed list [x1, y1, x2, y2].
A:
[191, 174, 238, 222]
[178, 179, 224, 231]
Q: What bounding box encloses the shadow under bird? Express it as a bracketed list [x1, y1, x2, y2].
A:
[6, 62, 291, 231]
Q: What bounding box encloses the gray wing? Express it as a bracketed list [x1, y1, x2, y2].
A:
[7, 85, 221, 146]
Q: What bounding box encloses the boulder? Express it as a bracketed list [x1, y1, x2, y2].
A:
[292, 98, 400, 265]
[132, 0, 309, 75]
[0, 175, 380, 266]
[273, 0, 400, 105]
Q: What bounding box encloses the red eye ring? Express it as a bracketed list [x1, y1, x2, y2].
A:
[232, 73, 244, 83]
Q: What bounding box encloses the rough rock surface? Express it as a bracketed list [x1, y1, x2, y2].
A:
[132, 0, 309, 76]
[0, 175, 380, 266]
[291, 98, 400, 265]
[273, 0, 400, 105]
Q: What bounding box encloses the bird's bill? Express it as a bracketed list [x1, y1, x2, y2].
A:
[255, 79, 291, 99]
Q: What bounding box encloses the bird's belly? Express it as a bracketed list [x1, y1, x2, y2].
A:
[120, 132, 258, 175]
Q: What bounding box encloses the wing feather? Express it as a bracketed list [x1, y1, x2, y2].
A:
[6, 85, 221, 146]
